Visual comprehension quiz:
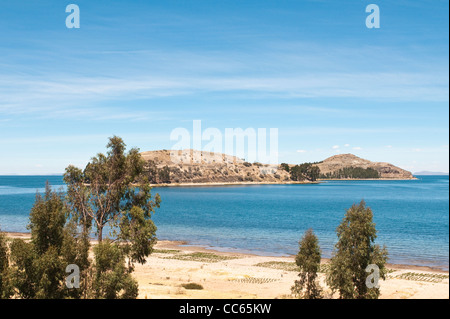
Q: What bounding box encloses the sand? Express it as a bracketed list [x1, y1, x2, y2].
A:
[134, 241, 449, 299]
[5, 233, 448, 299]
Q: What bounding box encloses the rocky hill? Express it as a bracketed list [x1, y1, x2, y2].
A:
[140, 149, 291, 184]
[140, 150, 415, 185]
[316, 154, 415, 179]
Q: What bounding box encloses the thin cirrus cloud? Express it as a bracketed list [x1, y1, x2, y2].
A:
[1, 73, 446, 124]
[1, 40, 448, 119]
[2, 71, 447, 110]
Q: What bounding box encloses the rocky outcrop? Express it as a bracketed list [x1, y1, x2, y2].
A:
[140, 149, 291, 184]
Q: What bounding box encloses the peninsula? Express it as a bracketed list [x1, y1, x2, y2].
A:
[140, 150, 415, 185]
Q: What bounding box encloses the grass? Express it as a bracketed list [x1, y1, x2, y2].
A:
[229, 277, 279, 284]
[153, 249, 181, 254]
[254, 261, 299, 272]
[254, 261, 396, 275]
[163, 252, 238, 263]
[389, 272, 449, 283]
[254, 261, 331, 273]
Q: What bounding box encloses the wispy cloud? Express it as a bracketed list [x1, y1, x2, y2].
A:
[1, 40, 448, 120]
[2, 71, 447, 116]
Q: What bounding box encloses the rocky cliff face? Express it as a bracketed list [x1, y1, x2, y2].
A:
[316, 154, 415, 179]
[140, 149, 290, 184]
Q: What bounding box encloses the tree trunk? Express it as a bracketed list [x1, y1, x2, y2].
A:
[98, 226, 103, 243]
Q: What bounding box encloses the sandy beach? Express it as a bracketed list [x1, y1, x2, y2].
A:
[133, 240, 449, 299]
[7, 233, 447, 299]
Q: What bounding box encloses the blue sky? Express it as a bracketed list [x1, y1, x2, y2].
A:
[0, 0, 448, 174]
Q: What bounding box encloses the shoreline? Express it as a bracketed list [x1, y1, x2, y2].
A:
[4, 231, 448, 273]
[318, 177, 419, 181]
[149, 178, 419, 187]
[0, 176, 421, 188]
[149, 181, 317, 187]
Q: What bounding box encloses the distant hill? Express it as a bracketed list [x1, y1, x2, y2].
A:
[139, 150, 415, 185]
[414, 171, 449, 176]
[316, 154, 415, 179]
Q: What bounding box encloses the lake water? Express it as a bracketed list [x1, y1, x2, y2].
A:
[0, 175, 448, 270]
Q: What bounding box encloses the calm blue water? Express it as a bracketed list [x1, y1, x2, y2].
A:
[0, 175, 448, 270]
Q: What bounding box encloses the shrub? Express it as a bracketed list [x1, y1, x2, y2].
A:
[181, 283, 203, 290]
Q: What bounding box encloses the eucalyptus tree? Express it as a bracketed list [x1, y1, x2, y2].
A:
[7, 184, 83, 299]
[63, 136, 161, 265]
[291, 229, 323, 299]
[326, 200, 388, 299]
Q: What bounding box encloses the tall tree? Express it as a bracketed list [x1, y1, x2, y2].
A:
[291, 229, 323, 299]
[28, 182, 66, 255]
[8, 184, 83, 299]
[326, 200, 388, 299]
[280, 163, 290, 172]
[289, 163, 321, 182]
[63, 136, 160, 298]
[63, 136, 161, 248]
[309, 166, 320, 182]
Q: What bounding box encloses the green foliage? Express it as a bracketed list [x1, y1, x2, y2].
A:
[153, 249, 180, 254]
[321, 166, 380, 179]
[93, 240, 138, 299]
[0, 231, 13, 299]
[33, 246, 66, 299]
[163, 252, 237, 263]
[290, 163, 321, 182]
[9, 239, 71, 299]
[119, 206, 157, 265]
[291, 229, 323, 299]
[158, 165, 171, 183]
[280, 163, 290, 172]
[64, 136, 161, 243]
[28, 182, 66, 255]
[255, 261, 299, 272]
[326, 200, 388, 299]
[9, 238, 38, 298]
[145, 160, 171, 184]
[6, 185, 88, 299]
[60, 220, 91, 299]
[145, 160, 159, 183]
[62, 136, 161, 299]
